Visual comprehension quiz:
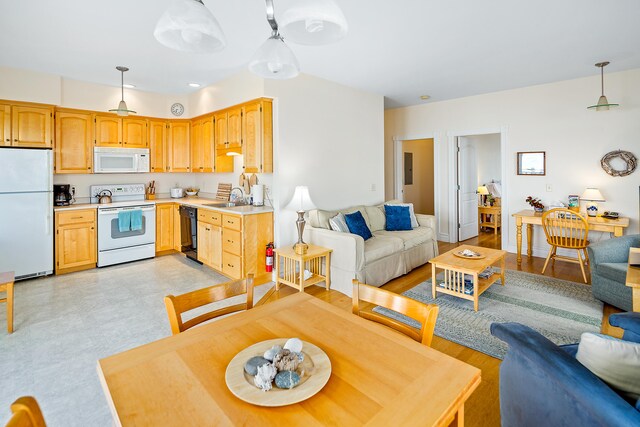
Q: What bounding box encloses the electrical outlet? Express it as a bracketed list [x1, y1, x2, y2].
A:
[71, 186, 76, 196]
[370, 183, 376, 192]
[546, 184, 552, 192]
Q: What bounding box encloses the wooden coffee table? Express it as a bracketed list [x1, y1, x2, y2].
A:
[430, 245, 506, 311]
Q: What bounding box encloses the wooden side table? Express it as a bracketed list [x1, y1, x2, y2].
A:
[275, 245, 332, 292]
[626, 248, 640, 312]
[0, 271, 15, 333]
[478, 206, 501, 235]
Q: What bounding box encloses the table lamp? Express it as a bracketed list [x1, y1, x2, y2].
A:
[581, 188, 605, 217]
[286, 186, 316, 255]
[477, 186, 489, 206]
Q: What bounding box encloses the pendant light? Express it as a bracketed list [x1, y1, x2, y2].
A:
[279, 0, 348, 45]
[109, 66, 136, 116]
[587, 61, 619, 111]
[249, 0, 300, 80]
[154, 0, 226, 54]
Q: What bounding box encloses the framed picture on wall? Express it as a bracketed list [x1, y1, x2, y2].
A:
[517, 151, 546, 175]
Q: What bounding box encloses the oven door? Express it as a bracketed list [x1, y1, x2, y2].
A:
[97, 205, 156, 251]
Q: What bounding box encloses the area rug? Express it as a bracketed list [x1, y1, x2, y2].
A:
[373, 270, 602, 359]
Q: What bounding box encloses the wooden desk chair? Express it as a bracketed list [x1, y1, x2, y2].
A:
[352, 280, 439, 346]
[0, 272, 14, 334]
[164, 275, 254, 335]
[6, 396, 46, 427]
[541, 209, 590, 283]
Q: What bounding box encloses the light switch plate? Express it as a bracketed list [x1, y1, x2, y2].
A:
[546, 184, 552, 192]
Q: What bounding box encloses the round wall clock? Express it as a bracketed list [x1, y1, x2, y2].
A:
[170, 103, 184, 117]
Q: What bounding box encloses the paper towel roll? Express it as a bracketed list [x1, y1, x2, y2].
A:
[252, 184, 264, 206]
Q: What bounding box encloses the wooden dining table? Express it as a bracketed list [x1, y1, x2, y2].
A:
[98, 293, 481, 427]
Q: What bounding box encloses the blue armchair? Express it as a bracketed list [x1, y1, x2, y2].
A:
[490, 313, 640, 427]
[587, 235, 640, 312]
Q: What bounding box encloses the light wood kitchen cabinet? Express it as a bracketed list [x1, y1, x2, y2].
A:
[156, 203, 174, 253]
[95, 115, 148, 148]
[54, 110, 93, 174]
[220, 212, 273, 281]
[213, 111, 234, 173]
[168, 121, 190, 172]
[190, 116, 214, 173]
[55, 209, 97, 275]
[173, 204, 181, 252]
[0, 104, 10, 146]
[242, 99, 273, 173]
[214, 107, 242, 149]
[10, 104, 53, 148]
[95, 115, 122, 147]
[149, 120, 168, 172]
[122, 117, 148, 148]
[197, 210, 222, 269]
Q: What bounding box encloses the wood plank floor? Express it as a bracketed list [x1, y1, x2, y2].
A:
[260, 230, 622, 427]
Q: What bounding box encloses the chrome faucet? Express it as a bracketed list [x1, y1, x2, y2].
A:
[230, 187, 245, 203]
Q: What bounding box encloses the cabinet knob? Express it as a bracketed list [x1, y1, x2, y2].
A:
[13, 138, 17, 142]
[91, 227, 94, 230]
[87, 167, 91, 170]
[4, 139, 8, 142]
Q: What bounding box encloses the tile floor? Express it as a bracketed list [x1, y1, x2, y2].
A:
[0, 255, 272, 426]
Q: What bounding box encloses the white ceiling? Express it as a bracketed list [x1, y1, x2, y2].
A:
[1, 0, 639, 108]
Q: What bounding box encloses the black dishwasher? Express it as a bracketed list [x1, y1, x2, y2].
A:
[179, 206, 200, 263]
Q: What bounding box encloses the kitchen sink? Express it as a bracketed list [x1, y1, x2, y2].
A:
[202, 201, 249, 208]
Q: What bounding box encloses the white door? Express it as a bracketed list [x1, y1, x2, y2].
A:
[458, 138, 479, 241]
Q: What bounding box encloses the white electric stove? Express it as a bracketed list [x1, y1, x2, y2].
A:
[91, 184, 156, 267]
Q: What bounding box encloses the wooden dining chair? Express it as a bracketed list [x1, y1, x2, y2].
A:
[352, 280, 439, 346]
[6, 396, 46, 427]
[164, 275, 254, 335]
[0, 272, 14, 334]
[541, 208, 590, 283]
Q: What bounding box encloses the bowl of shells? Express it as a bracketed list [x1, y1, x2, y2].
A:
[225, 338, 331, 406]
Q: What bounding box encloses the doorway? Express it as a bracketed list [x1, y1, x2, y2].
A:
[456, 133, 502, 247]
[402, 139, 434, 214]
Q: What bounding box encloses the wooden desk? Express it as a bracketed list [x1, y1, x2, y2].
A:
[512, 210, 630, 265]
[626, 248, 640, 312]
[478, 206, 501, 234]
[98, 293, 480, 427]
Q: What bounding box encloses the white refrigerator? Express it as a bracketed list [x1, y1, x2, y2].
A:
[0, 148, 54, 279]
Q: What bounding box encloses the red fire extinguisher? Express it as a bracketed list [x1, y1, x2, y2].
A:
[266, 242, 274, 272]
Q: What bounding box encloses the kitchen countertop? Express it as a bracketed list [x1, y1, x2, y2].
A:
[54, 196, 273, 216]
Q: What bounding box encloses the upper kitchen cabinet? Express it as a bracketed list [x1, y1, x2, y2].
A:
[214, 106, 242, 149]
[122, 117, 148, 148]
[0, 104, 10, 147]
[95, 115, 148, 148]
[7, 103, 54, 148]
[149, 120, 168, 172]
[190, 115, 214, 173]
[168, 121, 190, 172]
[95, 115, 122, 147]
[242, 99, 273, 173]
[54, 109, 93, 174]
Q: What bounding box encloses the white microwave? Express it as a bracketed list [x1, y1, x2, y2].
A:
[94, 147, 150, 174]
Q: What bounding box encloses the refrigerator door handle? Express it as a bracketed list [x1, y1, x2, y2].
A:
[46, 192, 52, 235]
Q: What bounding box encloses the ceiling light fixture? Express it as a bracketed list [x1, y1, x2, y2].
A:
[123, 84, 136, 89]
[420, 95, 430, 100]
[279, 0, 348, 45]
[154, 0, 226, 54]
[587, 61, 619, 111]
[249, 0, 300, 80]
[188, 82, 201, 87]
[109, 66, 136, 116]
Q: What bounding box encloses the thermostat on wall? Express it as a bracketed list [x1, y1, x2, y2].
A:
[171, 103, 184, 117]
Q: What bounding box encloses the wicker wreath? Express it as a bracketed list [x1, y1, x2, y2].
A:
[600, 150, 637, 177]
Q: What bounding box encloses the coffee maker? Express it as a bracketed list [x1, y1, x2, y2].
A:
[54, 184, 73, 206]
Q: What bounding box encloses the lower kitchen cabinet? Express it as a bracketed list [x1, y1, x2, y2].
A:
[156, 203, 174, 253]
[55, 209, 97, 275]
[197, 221, 222, 270]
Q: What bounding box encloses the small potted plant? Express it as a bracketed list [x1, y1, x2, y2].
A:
[525, 196, 545, 213]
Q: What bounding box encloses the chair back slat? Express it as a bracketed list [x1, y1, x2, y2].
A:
[352, 280, 439, 346]
[7, 396, 46, 427]
[164, 275, 254, 335]
[542, 209, 589, 249]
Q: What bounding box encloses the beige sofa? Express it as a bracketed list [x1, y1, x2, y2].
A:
[304, 201, 438, 297]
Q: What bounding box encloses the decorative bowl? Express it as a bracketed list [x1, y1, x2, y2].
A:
[185, 191, 198, 196]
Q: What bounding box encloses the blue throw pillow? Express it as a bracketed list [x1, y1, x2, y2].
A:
[344, 211, 372, 240]
[384, 205, 412, 231]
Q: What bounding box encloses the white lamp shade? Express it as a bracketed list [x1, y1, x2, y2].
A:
[581, 188, 605, 202]
[279, 0, 348, 45]
[154, 0, 226, 54]
[248, 35, 300, 80]
[109, 100, 136, 117]
[286, 186, 316, 211]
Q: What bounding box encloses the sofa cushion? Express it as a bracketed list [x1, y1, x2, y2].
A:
[385, 202, 418, 228]
[339, 206, 372, 230]
[308, 209, 337, 229]
[374, 227, 435, 250]
[384, 205, 412, 231]
[363, 235, 404, 264]
[364, 205, 386, 232]
[598, 262, 628, 284]
[345, 211, 372, 240]
[329, 213, 349, 233]
[576, 332, 640, 401]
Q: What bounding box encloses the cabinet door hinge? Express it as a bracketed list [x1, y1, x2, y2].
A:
[458, 223, 461, 228]
[260, 106, 262, 112]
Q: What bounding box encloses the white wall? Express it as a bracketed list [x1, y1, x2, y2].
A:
[464, 134, 501, 185]
[385, 68, 640, 256]
[265, 74, 385, 246]
[188, 71, 264, 117]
